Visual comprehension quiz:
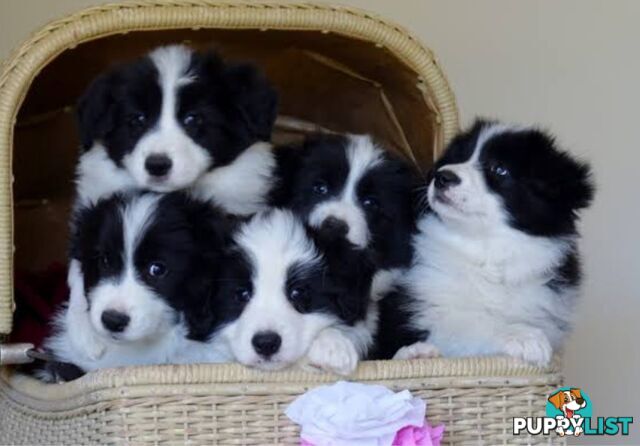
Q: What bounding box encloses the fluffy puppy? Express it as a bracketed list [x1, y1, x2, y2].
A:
[76, 44, 278, 215]
[383, 120, 594, 365]
[276, 134, 415, 272]
[210, 209, 374, 375]
[42, 192, 231, 380]
[272, 134, 417, 362]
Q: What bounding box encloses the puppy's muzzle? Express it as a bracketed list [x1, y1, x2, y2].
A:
[320, 217, 349, 239]
[251, 331, 282, 359]
[101, 310, 130, 333]
[145, 154, 172, 177]
[434, 169, 461, 189]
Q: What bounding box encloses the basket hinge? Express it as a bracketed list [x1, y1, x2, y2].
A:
[0, 342, 36, 365]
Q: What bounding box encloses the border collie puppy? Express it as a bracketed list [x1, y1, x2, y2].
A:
[276, 134, 416, 294]
[384, 120, 594, 365]
[42, 191, 231, 380]
[210, 209, 374, 375]
[76, 45, 278, 216]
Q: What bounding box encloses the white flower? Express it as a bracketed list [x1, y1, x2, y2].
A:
[286, 381, 426, 446]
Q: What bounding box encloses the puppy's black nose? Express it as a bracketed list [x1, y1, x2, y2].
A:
[252, 331, 282, 358]
[434, 169, 461, 189]
[101, 310, 130, 333]
[145, 155, 172, 177]
[320, 217, 349, 237]
[576, 397, 585, 405]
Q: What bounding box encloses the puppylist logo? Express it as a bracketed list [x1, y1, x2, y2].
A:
[513, 387, 633, 437]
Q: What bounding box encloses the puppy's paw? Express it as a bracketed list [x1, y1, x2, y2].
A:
[503, 332, 552, 366]
[306, 328, 359, 376]
[393, 342, 441, 360]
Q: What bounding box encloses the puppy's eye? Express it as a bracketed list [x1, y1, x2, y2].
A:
[312, 180, 329, 195]
[362, 196, 379, 210]
[235, 286, 252, 303]
[147, 262, 168, 278]
[490, 164, 510, 177]
[127, 112, 147, 128]
[289, 287, 308, 301]
[182, 112, 203, 128]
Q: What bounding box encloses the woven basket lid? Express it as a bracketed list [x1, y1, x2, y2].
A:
[0, 1, 459, 334]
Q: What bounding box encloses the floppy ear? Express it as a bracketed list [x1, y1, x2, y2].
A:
[528, 130, 595, 212]
[76, 72, 118, 150]
[166, 194, 235, 340]
[311, 229, 375, 324]
[570, 388, 582, 399]
[224, 62, 278, 141]
[548, 391, 565, 409]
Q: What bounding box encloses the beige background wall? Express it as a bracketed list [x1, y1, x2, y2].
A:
[1, 1, 638, 443]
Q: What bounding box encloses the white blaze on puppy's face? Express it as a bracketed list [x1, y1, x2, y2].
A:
[308, 135, 384, 248]
[219, 210, 338, 370]
[122, 46, 212, 192]
[86, 195, 176, 343]
[427, 124, 514, 232]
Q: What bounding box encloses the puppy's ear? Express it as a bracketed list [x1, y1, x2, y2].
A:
[548, 391, 565, 410]
[528, 130, 595, 212]
[224, 62, 278, 141]
[170, 193, 233, 341]
[76, 72, 118, 150]
[311, 228, 375, 324]
[570, 388, 582, 399]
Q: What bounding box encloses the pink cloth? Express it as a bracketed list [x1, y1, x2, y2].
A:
[301, 422, 445, 446]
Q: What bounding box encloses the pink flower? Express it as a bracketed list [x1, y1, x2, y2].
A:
[391, 423, 445, 446]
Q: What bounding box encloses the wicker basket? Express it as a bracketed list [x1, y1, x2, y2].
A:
[0, 2, 563, 445]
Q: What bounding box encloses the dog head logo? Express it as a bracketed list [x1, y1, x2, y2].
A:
[547, 388, 589, 436]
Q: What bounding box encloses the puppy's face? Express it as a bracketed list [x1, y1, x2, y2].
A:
[72, 192, 227, 343]
[215, 210, 338, 370]
[549, 389, 586, 411]
[289, 135, 415, 262]
[77, 45, 277, 192]
[427, 120, 594, 236]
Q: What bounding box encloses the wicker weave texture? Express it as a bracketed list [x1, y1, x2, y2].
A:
[0, 0, 459, 335]
[0, 360, 565, 445]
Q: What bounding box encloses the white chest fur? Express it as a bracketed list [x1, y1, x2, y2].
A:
[75, 142, 276, 216]
[405, 214, 577, 361]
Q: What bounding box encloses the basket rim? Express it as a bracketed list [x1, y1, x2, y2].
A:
[2, 356, 558, 404]
[0, 1, 459, 334]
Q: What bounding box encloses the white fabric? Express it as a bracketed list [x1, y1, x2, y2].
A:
[285, 381, 426, 446]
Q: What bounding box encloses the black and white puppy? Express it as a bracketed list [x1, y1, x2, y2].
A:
[209, 209, 374, 375]
[273, 134, 417, 362]
[42, 191, 231, 379]
[277, 134, 415, 274]
[385, 120, 594, 365]
[279, 135, 415, 294]
[76, 44, 278, 215]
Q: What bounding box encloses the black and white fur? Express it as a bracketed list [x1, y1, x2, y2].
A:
[387, 120, 594, 365]
[76, 45, 278, 216]
[277, 134, 415, 272]
[274, 134, 416, 363]
[208, 209, 374, 375]
[42, 192, 232, 379]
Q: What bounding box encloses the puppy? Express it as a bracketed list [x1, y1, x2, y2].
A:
[42, 191, 231, 380]
[385, 120, 594, 365]
[277, 134, 415, 272]
[273, 134, 417, 362]
[76, 44, 278, 215]
[209, 209, 374, 375]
